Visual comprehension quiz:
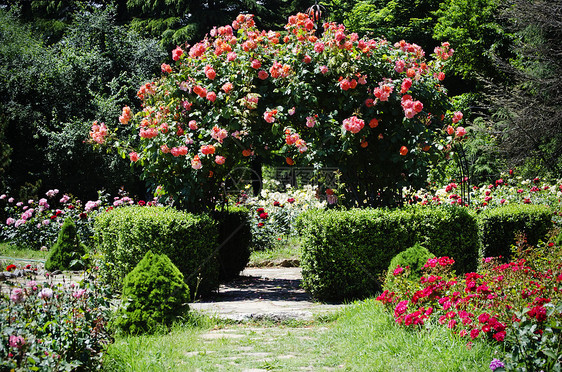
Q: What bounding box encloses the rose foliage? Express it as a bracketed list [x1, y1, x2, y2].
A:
[95, 12, 466, 210]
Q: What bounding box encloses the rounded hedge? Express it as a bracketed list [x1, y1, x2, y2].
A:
[385, 243, 435, 288]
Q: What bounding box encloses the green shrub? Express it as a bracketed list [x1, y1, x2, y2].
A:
[213, 206, 252, 281]
[94, 206, 219, 298]
[385, 243, 435, 288]
[478, 204, 553, 259]
[113, 250, 190, 335]
[297, 206, 479, 302]
[45, 217, 88, 271]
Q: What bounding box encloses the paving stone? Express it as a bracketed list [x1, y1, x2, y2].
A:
[190, 267, 346, 321]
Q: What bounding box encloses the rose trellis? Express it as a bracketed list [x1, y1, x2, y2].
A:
[91, 12, 465, 211]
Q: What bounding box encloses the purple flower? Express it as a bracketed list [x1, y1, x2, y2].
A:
[489, 358, 504, 371]
[59, 194, 70, 204]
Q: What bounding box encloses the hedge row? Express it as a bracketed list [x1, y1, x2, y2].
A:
[478, 204, 553, 258]
[94, 206, 252, 298]
[212, 206, 252, 281]
[298, 204, 554, 302]
[296, 206, 480, 302]
[94, 206, 219, 297]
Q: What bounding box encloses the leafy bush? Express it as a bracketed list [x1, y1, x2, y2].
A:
[113, 250, 190, 335]
[478, 204, 553, 259]
[385, 243, 435, 287]
[0, 270, 113, 371]
[213, 206, 252, 281]
[297, 206, 479, 302]
[44, 217, 88, 271]
[94, 206, 219, 297]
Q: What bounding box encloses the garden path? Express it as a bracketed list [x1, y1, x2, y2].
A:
[190, 267, 346, 321]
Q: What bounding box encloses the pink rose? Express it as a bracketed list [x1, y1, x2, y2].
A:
[215, 155, 226, 165]
[129, 152, 139, 162]
[172, 46, 184, 61]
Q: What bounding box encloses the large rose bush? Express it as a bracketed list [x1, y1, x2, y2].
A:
[93, 12, 465, 210]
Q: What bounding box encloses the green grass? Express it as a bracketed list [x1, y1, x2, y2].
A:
[103, 300, 498, 371]
[248, 236, 301, 266]
[0, 242, 48, 262]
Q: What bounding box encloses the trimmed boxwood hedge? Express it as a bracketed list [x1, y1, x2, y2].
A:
[213, 206, 252, 281]
[94, 206, 219, 298]
[478, 204, 553, 259]
[296, 206, 479, 302]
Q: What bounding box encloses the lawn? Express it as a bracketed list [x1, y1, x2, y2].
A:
[103, 300, 497, 371]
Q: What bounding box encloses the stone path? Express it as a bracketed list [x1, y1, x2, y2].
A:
[190, 267, 346, 321]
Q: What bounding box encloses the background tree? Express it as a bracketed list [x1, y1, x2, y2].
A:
[0, 6, 165, 200]
[489, 0, 562, 177]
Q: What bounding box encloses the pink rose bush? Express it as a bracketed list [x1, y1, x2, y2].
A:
[1, 273, 112, 371]
[0, 189, 158, 250]
[94, 12, 465, 210]
[377, 241, 562, 369]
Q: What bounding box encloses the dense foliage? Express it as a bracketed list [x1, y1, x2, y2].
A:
[478, 204, 553, 259]
[213, 206, 252, 280]
[0, 6, 164, 200]
[113, 250, 190, 335]
[94, 206, 219, 297]
[385, 243, 435, 286]
[297, 206, 479, 301]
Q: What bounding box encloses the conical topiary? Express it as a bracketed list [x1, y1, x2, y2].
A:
[45, 217, 88, 271]
[385, 243, 435, 289]
[114, 250, 190, 335]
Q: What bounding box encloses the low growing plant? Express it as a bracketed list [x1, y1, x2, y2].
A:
[376, 240, 562, 371]
[385, 243, 435, 289]
[0, 269, 113, 371]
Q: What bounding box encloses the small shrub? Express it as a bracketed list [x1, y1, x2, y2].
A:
[298, 206, 479, 302]
[45, 217, 88, 271]
[94, 206, 219, 298]
[385, 243, 435, 288]
[113, 250, 190, 335]
[213, 206, 252, 281]
[478, 204, 553, 259]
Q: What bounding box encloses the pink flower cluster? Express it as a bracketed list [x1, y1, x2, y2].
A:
[377, 251, 562, 345]
[89, 121, 108, 144]
[342, 116, 365, 134]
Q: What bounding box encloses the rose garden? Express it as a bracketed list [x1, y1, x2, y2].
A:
[1, 9, 561, 372]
